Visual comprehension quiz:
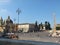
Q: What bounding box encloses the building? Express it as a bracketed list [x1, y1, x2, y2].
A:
[56, 24, 60, 30]
[17, 23, 35, 32]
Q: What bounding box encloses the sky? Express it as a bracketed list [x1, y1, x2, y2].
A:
[0, 0, 60, 27]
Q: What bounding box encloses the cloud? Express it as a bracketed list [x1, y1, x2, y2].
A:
[0, 0, 11, 3]
[0, 8, 7, 12]
[0, 0, 11, 5]
[0, 8, 12, 18]
[0, 8, 9, 14]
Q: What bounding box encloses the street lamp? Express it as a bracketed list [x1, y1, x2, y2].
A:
[16, 8, 21, 24]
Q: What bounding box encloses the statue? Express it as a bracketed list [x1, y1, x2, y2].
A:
[5, 16, 13, 33]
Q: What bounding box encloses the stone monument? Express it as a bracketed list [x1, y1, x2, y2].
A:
[5, 16, 13, 33]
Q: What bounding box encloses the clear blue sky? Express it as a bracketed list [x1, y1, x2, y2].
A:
[0, 0, 60, 27]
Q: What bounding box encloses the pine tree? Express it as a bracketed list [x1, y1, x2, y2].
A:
[40, 22, 43, 30]
[34, 21, 39, 32]
[45, 21, 51, 30]
[45, 21, 48, 30]
[48, 22, 51, 30]
[39, 24, 41, 30]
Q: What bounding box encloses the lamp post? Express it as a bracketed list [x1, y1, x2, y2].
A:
[16, 8, 21, 24]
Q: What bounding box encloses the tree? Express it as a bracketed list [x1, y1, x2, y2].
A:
[39, 22, 43, 30]
[0, 17, 3, 26]
[48, 22, 51, 30]
[39, 24, 41, 30]
[4, 20, 6, 25]
[45, 21, 48, 30]
[40, 22, 43, 30]
[34, 21, 39, 32]
[45, 21, 51, 30]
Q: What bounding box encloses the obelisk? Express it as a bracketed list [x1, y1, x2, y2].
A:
[52, 13, 56, 37]
[53, 13, 56, 33]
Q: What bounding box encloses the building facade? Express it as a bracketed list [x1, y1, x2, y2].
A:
[17, 23, 35, 32]
[56, 24, 60, 30]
